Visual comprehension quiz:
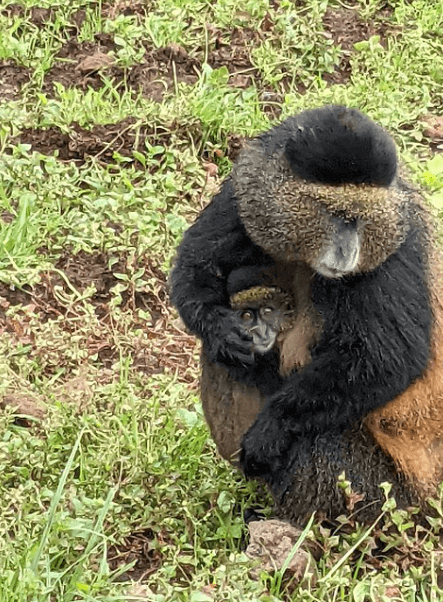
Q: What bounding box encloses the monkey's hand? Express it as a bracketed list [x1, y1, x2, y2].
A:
[204, 308, 255, 366]
[240, 410, 295, 478]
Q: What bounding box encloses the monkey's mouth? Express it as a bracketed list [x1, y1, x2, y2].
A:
[313, 217, 361, 279]
[252, 340, 275, 354]
[315, 264, 351, 279]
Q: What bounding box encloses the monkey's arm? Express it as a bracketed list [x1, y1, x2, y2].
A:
[169, 179, 273, 364]
[241, 227, 432, 477]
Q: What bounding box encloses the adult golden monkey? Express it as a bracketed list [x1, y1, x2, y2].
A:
[170, 105, 443, 522]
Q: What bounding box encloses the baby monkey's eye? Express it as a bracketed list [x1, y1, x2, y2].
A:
[261, 307, 274, 316]
[240, 310, 253, 321]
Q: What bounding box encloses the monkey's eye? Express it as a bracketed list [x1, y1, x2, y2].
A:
[240, 310, 253, 321]
[262, 307, 274, 316]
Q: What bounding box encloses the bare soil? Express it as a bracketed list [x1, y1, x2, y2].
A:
[1, 4, 54, 25]
[12, 117, 201, 166]
[102, 0, 150, 20]
[107, 528, 164, 582]
[0, 250, 198, 384]
[322, 8, 398, 85]
[0, 61, 31, 101]
[43, 36, 200, 102]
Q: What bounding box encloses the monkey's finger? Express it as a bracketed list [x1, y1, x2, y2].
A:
[237, 352, 256, 366]
[225, 333, 254, 352]
[224, 345, 255, 365]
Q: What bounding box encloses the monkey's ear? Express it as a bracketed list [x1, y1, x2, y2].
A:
[284, 105, 398, 186]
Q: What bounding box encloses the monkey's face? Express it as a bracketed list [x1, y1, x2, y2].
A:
[311, 215, 360, 279]
[276, 179, 406, 278]
[238, 305, 282, 354]
[230, 287, 293, 355]
[233, 142, 408, 279]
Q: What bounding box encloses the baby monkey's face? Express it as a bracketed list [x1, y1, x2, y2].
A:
[237, 303, 283, 355]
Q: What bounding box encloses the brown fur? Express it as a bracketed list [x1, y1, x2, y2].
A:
[277, 263, 322, 375]
[364, 262, 443, 495]
[201, 352, 265, 461]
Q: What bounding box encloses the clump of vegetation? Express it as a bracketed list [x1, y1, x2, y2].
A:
[1, 0, 443, 600]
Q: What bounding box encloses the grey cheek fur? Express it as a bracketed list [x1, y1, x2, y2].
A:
[314, 217, 361, 278]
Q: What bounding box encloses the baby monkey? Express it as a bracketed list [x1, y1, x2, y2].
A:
[201, 269, 320, 462]
[226, 263, 321, 376]
[230, 287, 292, 355]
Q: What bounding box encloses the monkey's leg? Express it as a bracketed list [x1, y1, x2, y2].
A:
[271, 426, 418, 525]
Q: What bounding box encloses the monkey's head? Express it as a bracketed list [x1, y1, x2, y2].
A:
[230, 286, 293, 355]
[233, 105, 412, 278]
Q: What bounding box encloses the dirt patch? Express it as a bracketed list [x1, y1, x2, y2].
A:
[1, 3, 54, 26]
[207, 26, 263, 89]
[43, 33, 200, 102]
[69, 8, 87, 33]
[322, 8, 398, 85]
[34, 12, 280, 110]
[43, 36, 123, 96]
[0, 61, 31, 101]
[127, 44, 200, 102]
[0, 250, 161, 319]
[422, 114, 443, 151]
[56, 250, 131, 311]
[103, 0, 150, 20]
[15, 121, 143, 165]
[12, 117, 198, 166]
[28, 6, 55, 27]
[323, 8, 393, 52]
[1, 391, 47, 427]
[1, 4, 87, 35]
[0, 250, 125, 324]
[107, 528, 164, 582]
[1, 3, 23, 18]
[0, 250, 198, 384]
[42, 20, 281, 107]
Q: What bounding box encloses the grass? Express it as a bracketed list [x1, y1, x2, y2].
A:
[1, 0, 443, 600]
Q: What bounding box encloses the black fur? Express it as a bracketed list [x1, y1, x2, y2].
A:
[283, 105, 398, 185]
[241, 224, 431, 477]
[275, 426, 417, 524]
[224, 347, 284, 396]
[169, 106, 432, 520]
[227, 265, 277, 296]
[169, 178, 273, 367]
